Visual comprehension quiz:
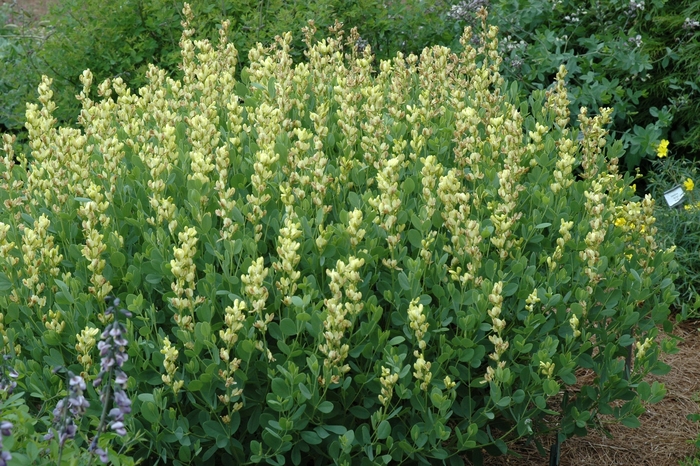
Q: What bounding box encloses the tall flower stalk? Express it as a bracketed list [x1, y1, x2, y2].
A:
[88, 296, 132, 465]
[44, 371, 90, 465]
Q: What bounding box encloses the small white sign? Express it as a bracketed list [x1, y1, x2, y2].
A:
[664, 185, 685, 208]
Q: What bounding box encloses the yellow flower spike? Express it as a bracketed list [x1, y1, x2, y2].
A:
[539, 361, 555, 379]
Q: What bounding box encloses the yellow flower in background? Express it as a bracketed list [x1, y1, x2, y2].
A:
[684, 178, 694, 191]
[656, 139, 669, 158]
[614, 217, 627, 228]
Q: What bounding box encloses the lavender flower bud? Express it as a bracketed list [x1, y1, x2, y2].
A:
[0, 422, 12, 437]
[110, 421, 127, 436]
[95, 447, 109, 464]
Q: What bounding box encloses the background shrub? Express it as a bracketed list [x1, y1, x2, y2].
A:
[645, 142, 700, 319]
[3, 0, 699, 170]
[0, 6, 676, 464]
[0, 3, 43, 133]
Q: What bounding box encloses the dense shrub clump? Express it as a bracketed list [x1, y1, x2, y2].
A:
[0, 5, 676, 465]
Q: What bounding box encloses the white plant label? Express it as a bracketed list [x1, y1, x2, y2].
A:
[664, 185, 685, 208]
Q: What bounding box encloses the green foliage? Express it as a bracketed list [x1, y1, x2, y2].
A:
[0, 9, 677, 464]
[637, 0, 700, 155]
[479, 0, 666, 169]
[1, 0, 462, 137]
[0, 3, 42, 133]
[645, 146, 700, 319]
[5, 0, 699, 167]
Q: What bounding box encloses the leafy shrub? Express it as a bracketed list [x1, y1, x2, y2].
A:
[0, 5, 677, 464]
[1, 0, 463, 139]
[638, 0, 700, 155]
[472, 0, 675, 169]
[4, 0, 700, 170]
[645, 140, 700, 319]
[0, 3, 43, 133]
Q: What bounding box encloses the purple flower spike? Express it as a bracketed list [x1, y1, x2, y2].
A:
[0, 418, 13, 465]
[47, 371, 88, 451]
[90, 295, 133, 461]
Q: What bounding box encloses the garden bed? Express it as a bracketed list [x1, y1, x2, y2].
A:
[482, 320, 700, 465]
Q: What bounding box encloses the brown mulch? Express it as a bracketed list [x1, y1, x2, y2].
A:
[1, 0, 57, 20]
[478, 320, 700, 465]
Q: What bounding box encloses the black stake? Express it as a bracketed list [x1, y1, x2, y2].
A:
[549, 431, 561, 466]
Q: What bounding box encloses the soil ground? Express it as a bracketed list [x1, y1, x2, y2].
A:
[1, 0, 57, 19]
[480, 320, 700, 466]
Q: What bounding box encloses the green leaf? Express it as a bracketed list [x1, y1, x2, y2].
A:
[194, 322, 211, 341]
[110, 251, 126, 268]
[402, 177, 415, 195]
[43, 349, 64, 368]
[618, 334, 634, 347]
[0, 273, 11, 292]
[301, 431, 322, 445]
[388, 336, 405, 346]
[495, 396, 511, 407]
[620, 416, 641, 428]
[141, 401, 159, 423]
[543, 379, 560, 397]
[535, 395, 547, 409]
[324, 425, 347, 435]
[376, 420, 391, 440]
[271, 378, 290, 398]
[398, 272, 411, 291]
[298, 383, 312, 400]
[349, 406, 371, 419]
[54, 292, 74, 306]
[291, 296, 304, 307]
[201, 213, 212, 233]
[317, 401, 334, 414]
[280, 318, 297, 336]
[407, 229, 423, 249]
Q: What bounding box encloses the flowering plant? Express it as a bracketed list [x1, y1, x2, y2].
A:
[0, 5, 676, 464]
[645, 140, 700, 319]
